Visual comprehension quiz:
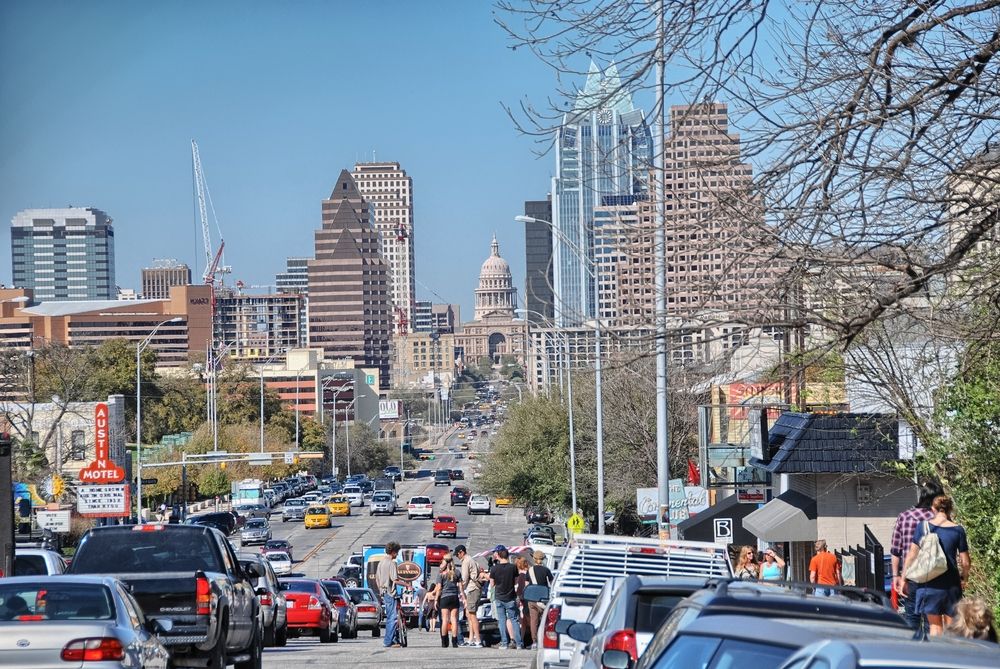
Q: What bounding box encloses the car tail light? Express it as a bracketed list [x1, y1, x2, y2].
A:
[604, 629, 638, 662]
[307, 596, 322, 610]
[131, 524, 164, 532]
[543, 604, 562, 649]
[195, 575, 212, 615]
[332, 596, 347, 608]
[357, 605, 376, 613]
[61, 638, 125, 662]
[259, 592, 272, 606]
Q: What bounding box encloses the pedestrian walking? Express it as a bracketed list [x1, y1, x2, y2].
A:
[734, 545, 759, 580]
[902, 495, 971, 637]
[890, 480, 942, 637]
[455, 545, 483, 647]
[514, 556, 532, 648]
[489, 548, 524, 649]
[759, 547, 786, 581]
[809, 539, 842, 596]
[526, 549, 553, 649]
[376, 541, 408, 649]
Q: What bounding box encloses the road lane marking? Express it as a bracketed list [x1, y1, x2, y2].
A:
[299, 531, 337, 566]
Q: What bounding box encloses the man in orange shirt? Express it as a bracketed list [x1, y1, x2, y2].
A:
[809, 539, 842, 596]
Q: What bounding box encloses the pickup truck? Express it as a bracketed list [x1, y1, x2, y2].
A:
[68, 523, 263, 669]
[432, 515, 458, 538]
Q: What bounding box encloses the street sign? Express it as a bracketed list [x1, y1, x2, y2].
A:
[36, 509, 71, 533]
[140, 478, 158, 485]
[567, 513, 584, 534]
[248, 453, 271, 466]
[298, 452, 323, 459]
[77, 484, 130, 517]
[78, 403, 125, 484]
[284, 452, 295, 465]
[713, 518, 734, 544]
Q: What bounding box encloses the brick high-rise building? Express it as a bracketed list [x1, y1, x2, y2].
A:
[351, 162, 416, 334]
[141, 259, 191, 299]
[307, 170, 391, 388]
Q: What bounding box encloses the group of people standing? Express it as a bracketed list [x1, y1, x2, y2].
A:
[733, 544, 787, 581]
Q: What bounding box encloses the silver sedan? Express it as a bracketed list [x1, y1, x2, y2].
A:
[0, 575, 171, 668]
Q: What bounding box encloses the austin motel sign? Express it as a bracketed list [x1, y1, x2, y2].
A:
[78, 403, 126, 484]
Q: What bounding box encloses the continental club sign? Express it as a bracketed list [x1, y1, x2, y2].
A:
[77, 403, 130, 517]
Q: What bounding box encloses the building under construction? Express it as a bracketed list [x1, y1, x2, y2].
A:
[213, 288, 305, 362]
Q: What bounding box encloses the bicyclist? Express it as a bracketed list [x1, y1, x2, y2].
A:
[376, 541, 410, 649]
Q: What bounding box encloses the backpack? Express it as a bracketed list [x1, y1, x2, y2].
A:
[907, 521, 949, 584]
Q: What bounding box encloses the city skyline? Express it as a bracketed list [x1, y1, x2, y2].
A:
[0, 2, 562, 318]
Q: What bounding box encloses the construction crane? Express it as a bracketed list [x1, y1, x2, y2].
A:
[191, 140, 230, 288]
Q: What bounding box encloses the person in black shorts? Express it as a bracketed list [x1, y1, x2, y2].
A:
[430, 553, 462, 647]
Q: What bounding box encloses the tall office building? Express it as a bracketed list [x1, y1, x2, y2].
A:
[413, 301, 460, 334]
[141, 259, 191, 299]
[552, 62, 653, 326]
[523, 198, 555, 326]
[307, 170, 391, 388]
[10, 207, 116, 301]
[351, 162, 416, 334]
[276, 257, 310, 345]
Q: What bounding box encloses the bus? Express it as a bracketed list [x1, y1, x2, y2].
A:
[233, 479, 265, 506]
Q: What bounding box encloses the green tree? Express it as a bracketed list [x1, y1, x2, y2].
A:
[197, 467, 230, 498]
[142, 374, 206, 444]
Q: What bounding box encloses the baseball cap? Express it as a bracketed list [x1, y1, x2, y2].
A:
[493, 544, 506, 553]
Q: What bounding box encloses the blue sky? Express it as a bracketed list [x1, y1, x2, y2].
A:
[0, 1, 566, 316]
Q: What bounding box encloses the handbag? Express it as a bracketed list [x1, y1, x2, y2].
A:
[906, 521, 949, 584]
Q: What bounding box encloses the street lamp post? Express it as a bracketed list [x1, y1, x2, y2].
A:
[136, 317, 182, 520]
[516, 215, 607, 533]
[324, 381, 353, 480]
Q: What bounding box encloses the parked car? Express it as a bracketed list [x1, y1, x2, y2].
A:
[68, 524, 262, 669]
[347, 587, 383, 637]
[450, 486, 471, 505]
[304, 505, 331, 530]
[238, 553, 287, 647]
[777, 635, 1000, 669]
[336, 565, 363, 588]
[467, 494, 491, 515]
[240, 517, 272, 546]
[433, 470, 452, 486]
[0, 575, 172, 668]
[326, 494, 352, 517]
[279, 578, 337, 643]
[260, 539, 294, 562]
[369, 492, 396, 516]
[321, 579, 359, 639]
[265, 551, 293, 576]
[10, 547, 67, 576]
[432, 515, 458, 538]
[407, 496, 434, 520]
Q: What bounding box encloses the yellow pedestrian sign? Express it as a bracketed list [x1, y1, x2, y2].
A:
[567, 513, 585, 535]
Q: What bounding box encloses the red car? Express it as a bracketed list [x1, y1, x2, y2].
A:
[432, 515, 458, 538]
[426, 543, 449, 567]
[279, 578, 338, 643]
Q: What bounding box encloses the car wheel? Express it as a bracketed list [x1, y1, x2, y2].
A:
[264, 620, 275, 647]
[408, 515, 412, 520]
[275, 623, 288, 647]
[205, 617, 227, 669]
[319, 624, 332, 644]
[234, 622, 262, 669]
[372, 626, 381, 638]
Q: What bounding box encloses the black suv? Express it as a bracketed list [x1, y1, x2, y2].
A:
[450, 486, 470, 505]
[633, 580, 908, 669]
[382, 466, 403, 481]
[433, 469, 452, 486]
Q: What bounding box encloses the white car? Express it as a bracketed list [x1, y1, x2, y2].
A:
[407, 496, 433, 520]
[343, 486, 365, 507]
[13, 548, 67, 575]
[467, 495, 491, 515]
[264, 550, 293, 575]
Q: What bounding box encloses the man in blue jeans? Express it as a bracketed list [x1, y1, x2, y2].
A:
[489, 548, 523, 649]
[376, 541, 407, 648]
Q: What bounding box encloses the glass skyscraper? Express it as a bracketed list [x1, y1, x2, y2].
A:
[552, 61, 652, 326]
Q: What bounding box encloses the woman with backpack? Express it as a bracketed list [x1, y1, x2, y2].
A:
[901, 495, 971, 637]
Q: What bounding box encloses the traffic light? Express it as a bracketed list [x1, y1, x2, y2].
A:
[219, 461, 227, 470]
[0, 432, 12, 458]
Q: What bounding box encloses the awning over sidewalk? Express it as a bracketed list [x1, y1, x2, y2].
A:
[742, 490, 817, 542]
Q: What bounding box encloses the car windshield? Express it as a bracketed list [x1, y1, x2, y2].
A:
[373, 495, 391, 502]
[265, 541, 287, 549]
[0, 583, 115, 621]
[306, 507, 326, 515]
[410, 497, 430, 504]
[435, 471, 449, 478]
[280, 580, 318, 593]
[266, 552, 290, 562]
[71, 529, 224, 573]
[344, 487, 361, 493]
[651, 635, 794, 669]
[286, 499, 306, 507]
[322, 581, 347, 596]
[246, 519, 267, 528]
[347, 588, 375, 603]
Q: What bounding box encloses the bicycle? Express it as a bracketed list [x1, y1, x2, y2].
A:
[392, 593, 408, 647]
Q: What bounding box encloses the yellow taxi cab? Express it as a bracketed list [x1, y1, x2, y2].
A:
[325, 495, 351, 517]
[495, 496, 513, 508]
[303, 505, 331, 529]
[457, 432, 466, 440]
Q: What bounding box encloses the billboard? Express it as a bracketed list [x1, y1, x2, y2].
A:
[378, 400, 401, 420]
[362, 544, 427, 595]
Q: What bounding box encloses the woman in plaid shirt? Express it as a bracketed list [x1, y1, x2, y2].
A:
[891, 481, 942, 637]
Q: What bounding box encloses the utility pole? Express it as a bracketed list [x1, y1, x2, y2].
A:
[1, 432, 16, 577]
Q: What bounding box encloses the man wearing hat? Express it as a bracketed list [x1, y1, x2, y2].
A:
[455, 545, 483, 647]
[526, 550, 554, 649]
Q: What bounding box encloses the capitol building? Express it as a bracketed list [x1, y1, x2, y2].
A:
[454, 236, 527, 368]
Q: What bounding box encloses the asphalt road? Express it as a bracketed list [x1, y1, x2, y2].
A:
[253, 427, 534, 669]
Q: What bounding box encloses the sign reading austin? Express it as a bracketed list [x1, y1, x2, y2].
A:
[78, 403, 125, 484]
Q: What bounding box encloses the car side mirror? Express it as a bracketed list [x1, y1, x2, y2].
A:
[522, 584, 550, 604]
[602, 650, 632, 669]
[568, 622, 596, 643]
[554, 618, 575, 635]
[245, 563, 262, 579]
[148, 618, 173, 634]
